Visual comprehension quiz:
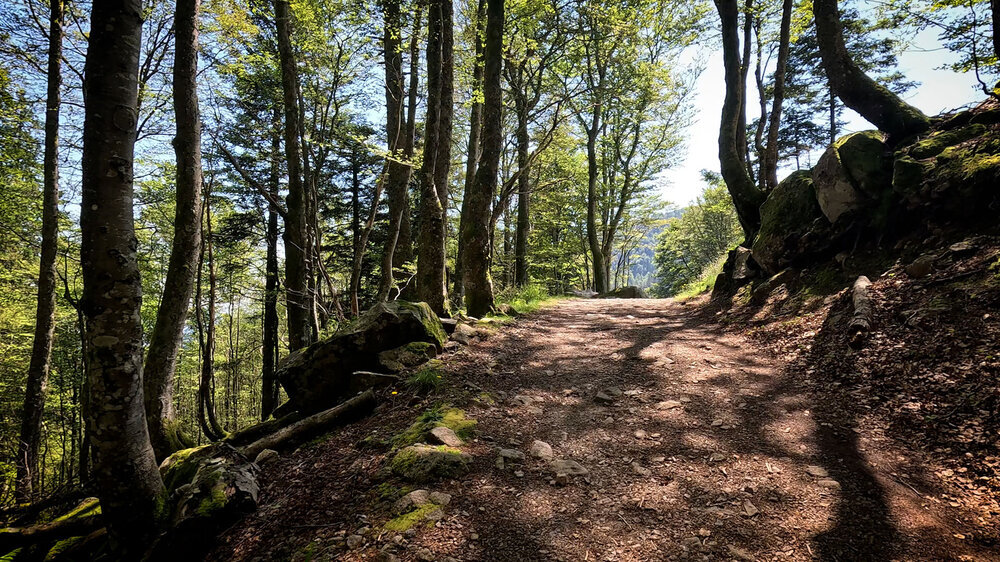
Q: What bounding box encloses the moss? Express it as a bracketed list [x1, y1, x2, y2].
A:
[53, 498, 100, 522]
[375, 482, 413, 502]
[383, 503, 439, 532]
[836, 131, 891, 197]
[160, 444, 212, 491]
[389, 444, 470, 482]
[195, 484, 228, 518]
[406, 359, 446, 393]
[394, 301, 448, 347]
[165, 418, 196, 452]
[752, 170, 821, 273]
[910, 123, 986, 159]
[391, 405, 477, 449]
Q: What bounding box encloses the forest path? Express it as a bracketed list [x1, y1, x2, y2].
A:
[435, 298, 993, 561]
[213, 298, 995, 561]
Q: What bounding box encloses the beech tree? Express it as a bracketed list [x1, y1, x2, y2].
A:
[16, 0, 62, 502]
[79, 0, 164, 551]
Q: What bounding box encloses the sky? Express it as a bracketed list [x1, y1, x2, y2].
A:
[659, 28, 988, 207]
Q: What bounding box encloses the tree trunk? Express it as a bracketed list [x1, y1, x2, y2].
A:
[460, 0, 502, 317]
[993, 0, 1000, 60]
[377, 0, 415, 302]
[813, 0, 929, 139]
[17, 0, 62, 503]
[416, 0, 453, 316]
[79, 0, 164, 552]
[143, 0, 202, 462]
[274, 0, 311, 350]
[197, 190, 226, 441]
[395, 6, 422, 268]
[349, 153, 362, 315]
[454, 0, 486, 301]
[715, 0, 765, 242]
[763, 0, 791, 191]
[738, 0, 753, 175]
[513, 99, 530, 287]
[586, 122, 607, 293]
[261, 116, 281, 421]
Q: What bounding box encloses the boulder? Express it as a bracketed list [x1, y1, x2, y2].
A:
[451, 323, 477, 345]
[751, 171, 823, 274]
[598, 286, 647, 298]
[813, 131, 892, 224]
[378, 341, 438, 373]
[390, 444, 471, 482]
[278, 301, 447, 413]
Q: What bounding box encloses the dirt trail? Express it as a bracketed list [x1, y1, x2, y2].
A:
[213, 298, 997, 561]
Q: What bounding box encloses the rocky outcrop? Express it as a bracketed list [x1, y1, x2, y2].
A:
[751, 171, 824, 273]
[813, 131, 891, 223]
[278, 301, 447, 413]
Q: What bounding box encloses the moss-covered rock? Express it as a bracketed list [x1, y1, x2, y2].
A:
[752, 171, 823, 274]
[379, 341, 438, 373]
[909, 123, 986, 159]
[837, 130, 892, 198]
[391, 406, 477, 449]
[278, 301, 447, 413]
[389, 444, 471, 482]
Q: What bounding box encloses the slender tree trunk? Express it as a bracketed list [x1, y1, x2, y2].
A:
[143, 0, 202, 462]
[80, 0, 164, 551]
[274, 0, 311, 350]
[417, 0, 453, 316]
[513, 99, 530, 287]
[829, 87, 836, 145]
[993, 0, 1000, 59]
[395, 7, 422, 268]
[377, 0, 414, 302]
[261, 116, 281, 421]
[461, 0, 501, 317]
[715, 0, 765, 242]
[454, 0, 485, 301]
[586, 121, 607, 293]
[197, 190, 225, 441]
[763, 0, 792, 190]
[17, 0, 63, 503]
[738, 0, 753, 174]
[349, 153, 362, 315]
[813, 0, 929, 139]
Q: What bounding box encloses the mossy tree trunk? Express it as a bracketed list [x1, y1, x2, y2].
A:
[80, 0, 165, 552]
[813, 0, 929, 139]
[460, 0, 502, 317]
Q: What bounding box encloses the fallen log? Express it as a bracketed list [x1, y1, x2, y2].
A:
[848, 275, 873, 349]
[0, 514, 103, 553]
[223, 409, 305, 447]
[243, 389, 377, 459]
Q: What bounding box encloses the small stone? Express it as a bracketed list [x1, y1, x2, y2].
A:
[254, 449, 279, 465]
[424, 508, 445, 521]
[452, 323, 477, 344]
[905, 255, 935, 278]
[709, 453, 726, 462]
[651, 456, 666, 463]
[499, 448, 525, 460]
[415, 548, 435, 561]
[554, 473, 571, 486]
[429, 426, 464, 447]
[603, 416, 615, 424]
[818, 479, 841, 489]
[711, 419, 724, 427]
[605, 387, 623, 398]
[805, 465, 829, 478]
[656, 400, 682, 410]
[743, 500, 759, 517]
[429, 491, 452, 505]
[525, 406, 544, 415]
[394, 489, 430, 514]
[680, 537, 702, 550]
[470, 533, 479, 540]
[634, 430, 648, 439]
[511, 394, 534, 406]
[550, 458, 589, 476]
[632, 462, 652, 477]
[347, 534, 364, 549]
[530, 440, 554, 460]
[514, 470, 524, 477]
[594, 392, 615, 404]
[679, 395, 691, 403]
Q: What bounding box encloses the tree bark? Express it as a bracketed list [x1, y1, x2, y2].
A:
[813, 0, 929, 139]
[763, 0, 791, 191]
[377, 0, 415, 302]
[262, 114, 281, 421]
[17, 0, 63, 503]
[0, 515, 104, 553]
[461, 0, 501, 317]
[395, 6, 422, 268]
[416, 0, 453, 316]
[993, 0, 1000, 60]
[454, 0, 486, 301]
[196, 190, 226, 441]
[274, 0, 311, 350]
[848, 275, 873, 349]
[715, 0, 765, 242]
[513, 99, 530, 287]
[80, 0, 164, 552]
[143, 0, 202, 462]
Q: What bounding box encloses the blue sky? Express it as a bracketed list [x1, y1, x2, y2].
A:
[660, 28, 988, 206]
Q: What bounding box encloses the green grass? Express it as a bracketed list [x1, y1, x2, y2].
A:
[406, 359, 446, 393]
[676, 255, 727, 299]
[492, 284, 559, 316]
[390, 404, 477, 449]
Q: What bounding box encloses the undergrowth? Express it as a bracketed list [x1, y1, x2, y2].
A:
[676, 255, 727, 299]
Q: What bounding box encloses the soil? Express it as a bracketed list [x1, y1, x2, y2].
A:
[210, 293, 1000, 561]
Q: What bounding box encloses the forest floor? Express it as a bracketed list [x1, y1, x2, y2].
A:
[210, 294, 1000, 561]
